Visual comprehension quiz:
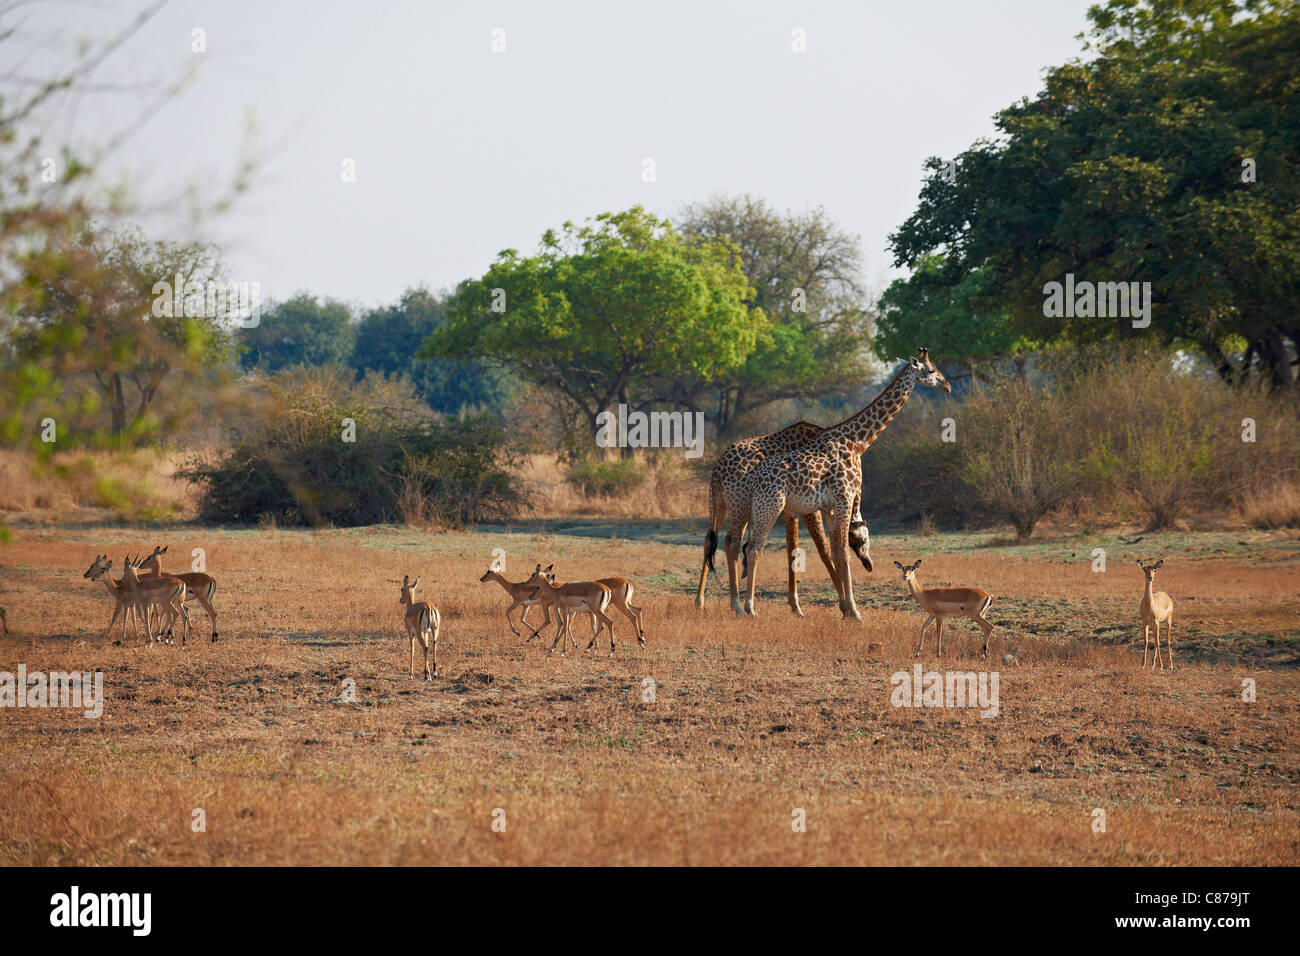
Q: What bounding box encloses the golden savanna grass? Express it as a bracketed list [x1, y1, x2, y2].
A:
[0, 521, 1296, 865]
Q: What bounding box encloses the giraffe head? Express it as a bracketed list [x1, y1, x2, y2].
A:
[908, 348, 951, 393]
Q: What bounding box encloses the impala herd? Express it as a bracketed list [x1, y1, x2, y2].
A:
[27, 353, 1175, 675]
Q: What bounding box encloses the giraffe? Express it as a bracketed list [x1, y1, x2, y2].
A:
[695, 420, 872, 617]
[730, 348, 951, 619]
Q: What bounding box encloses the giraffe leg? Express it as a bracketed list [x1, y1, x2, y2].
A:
[725, 520, 746, 617]
[805, 511, 837, 581]
[786, 516, 804, 617]
[832, 516, 860, 620]
[743, 518, 778, 617]
[696, 494, 723, 609]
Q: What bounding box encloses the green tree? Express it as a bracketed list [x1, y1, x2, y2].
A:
[239, 293, 355, 372]
[875, 256, 1034, 381]
[676, 194, 874, 433]
[420, 206, 763, 439]
[9, 224, 235, 444]
[352, 286, 504, 414]
[889, 0, 1300, 387]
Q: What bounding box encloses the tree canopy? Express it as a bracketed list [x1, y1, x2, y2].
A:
[353, 286, 504, 415]
[888, 0, 1299, 387]
[239, 293, 355, 373]
[419, 206, 763, 436]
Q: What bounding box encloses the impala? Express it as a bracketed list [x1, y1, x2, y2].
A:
[541, 563, 646, 648]
[1137, 559, 1174, 671]
[521, 565, 615, 657]
[895, 560, 994, 658]
[479, 567, 555, 640]
[85, 555, 187, 646]
[400, 575, 441, 680]
[85, 554, 147, 642]
[140, 545, 219, 642]
[123, 556, 192, 646]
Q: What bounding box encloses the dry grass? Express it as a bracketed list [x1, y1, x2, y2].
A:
[0, 524, 1296, 865]
[1239, 481, 1300, 529]
[521, 453, 704, 520]
[0, 448, 199, 522]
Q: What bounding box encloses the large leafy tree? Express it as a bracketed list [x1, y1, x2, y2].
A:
[353, 286, 504, 414]
[676, 194, 874, 433]
[889, 0, 1300, 387]
[239, 293, 355, 373]
[420, 206, 763, 435]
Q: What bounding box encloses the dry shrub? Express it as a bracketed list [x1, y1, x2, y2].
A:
[1239, 481, 1300, 528]
[0, 447, 196, 520]
[524, 452, 704, 519]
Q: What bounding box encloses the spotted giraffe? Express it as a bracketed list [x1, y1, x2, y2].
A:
[731, 349, 952, 619]
[695, 421, 871, 617]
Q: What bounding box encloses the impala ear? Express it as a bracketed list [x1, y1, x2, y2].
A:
[413, 576, 421, 587]
[544, 564, 553, 572]
[914, 559, 921, 568]
[402, 575, 409, 586]
[894, 561, 904, 570]
[1153, 560, 1163, 570]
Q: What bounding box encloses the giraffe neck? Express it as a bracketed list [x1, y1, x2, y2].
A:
[823, 364, 917, 454]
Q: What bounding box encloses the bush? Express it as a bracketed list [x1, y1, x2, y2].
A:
[178, 368, 525, 526]
[565, 457, 646, 497]
[956, 379, 1082, 539]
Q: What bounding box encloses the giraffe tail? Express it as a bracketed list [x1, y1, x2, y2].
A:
[704, 528, 719, 573]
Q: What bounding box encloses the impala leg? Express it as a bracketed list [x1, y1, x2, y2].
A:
[977, 617, 993, 658]
[1142, 624, 1149, 668]
[916, 616, 934, 658]
[786, 516, 803, 617]
[935, 617, 944, 655]
[1166, 614, 1173, 671]
[1151, 619, 1163, 671]
[507, 602, 522, 637]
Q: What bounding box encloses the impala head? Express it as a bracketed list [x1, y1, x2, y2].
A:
[84, 554, 112, 580]
[122, 554, 143, 582]
[1137, 558, 1164, 582]
[400, 575, 421, 605]
[145, 544, 166, 566]
[523, 563, 556, 598]
[894, 559, 922, 583]
[479, 568, 497, 583]
[908, 347, 951, 394]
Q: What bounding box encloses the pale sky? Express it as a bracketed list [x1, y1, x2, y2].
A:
[12, 0, 1098, 311]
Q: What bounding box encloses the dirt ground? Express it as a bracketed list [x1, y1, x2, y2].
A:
[0, 522, 1296, 865]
